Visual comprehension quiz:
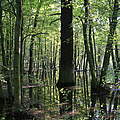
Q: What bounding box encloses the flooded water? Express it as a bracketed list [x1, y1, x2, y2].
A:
[0, 70, 120, 120]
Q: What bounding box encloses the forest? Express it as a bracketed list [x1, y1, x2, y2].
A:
[0, 0, 120, 120]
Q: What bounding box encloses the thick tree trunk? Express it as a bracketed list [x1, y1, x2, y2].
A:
[56, 0, 75, 116]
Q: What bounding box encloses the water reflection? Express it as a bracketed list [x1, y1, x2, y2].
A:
[0, 84, 119, 120]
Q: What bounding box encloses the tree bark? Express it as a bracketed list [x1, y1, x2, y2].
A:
[13, 0, 22, 107]
[0, 0, 4, 105]
[83, 0, 98, 119]
[56, 0, 75, 115]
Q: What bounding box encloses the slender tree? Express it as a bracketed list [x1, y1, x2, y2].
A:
[99, 0, 119, 111]
[13, 0, 22, 107]
[0, 0, 3, 104]
[82, 0, 97, 118]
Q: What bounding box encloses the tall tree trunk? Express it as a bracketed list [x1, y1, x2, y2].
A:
[20, 13, 24, 103]
[114, 41, 120, 110]
[56, 0, 75, 115]
[83, 0, 97, 119]
[13, 0, 22, 107]
[99, 0, 119, 112]
[0, 0, 4, 105]
[108, 45, 118, 113]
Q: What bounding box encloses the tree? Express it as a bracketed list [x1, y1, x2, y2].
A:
[82, 0, 97, 118]
[0, 0, 120, 119]
[13, 0, 22, 107]
[57, 0, 75, 115]
[0, 0, 4, 105]
[99, 0, 119, 112]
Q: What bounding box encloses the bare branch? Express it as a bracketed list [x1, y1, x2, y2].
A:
[23, 32, 49, 40]
[50, 18, 60, 25]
